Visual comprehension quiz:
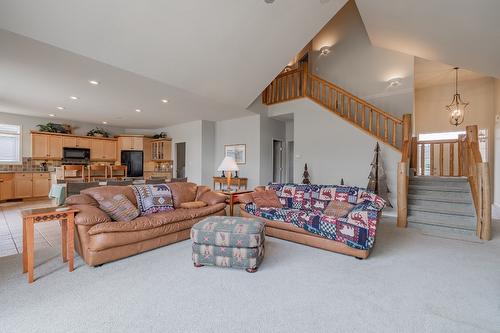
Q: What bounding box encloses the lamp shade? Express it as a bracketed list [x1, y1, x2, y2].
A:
[217, 156, 239, 172]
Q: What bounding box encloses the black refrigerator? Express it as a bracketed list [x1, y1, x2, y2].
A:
[121, 151, 144, 177]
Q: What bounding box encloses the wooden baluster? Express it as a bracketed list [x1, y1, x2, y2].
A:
[347, 98, 351, 119]
[420, 144, 425, 175]
[361, 106, 366, 128]
[368, 109, 373, 132]
[302, 66, 308, 97]
[322, 84, 326, 104]
[430, 144, 435, 175]
[281, 77, 285, 102]
[292, 73, 296, 98]
[354, 102, 358, 123]
[439, 143, 444, 176]
[383, 117, 388, 142]
[376, 113, 380, 137]
[449, 142, 454, 176]
[392, 122, 397, 146]
[334, 90, 338, 112]
[328, 88, 332, 110]
[411, 137, 418, 170]
[458, 140, 463, 176]
[340, 94, 344, 116]
[270, 81, 275, 103]
[285, 76, 289, 100]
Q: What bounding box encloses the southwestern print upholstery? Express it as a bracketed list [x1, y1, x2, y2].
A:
[246, 183, 385, 250]
[191, 216, 265, 271]
[130, 184, 174, 215]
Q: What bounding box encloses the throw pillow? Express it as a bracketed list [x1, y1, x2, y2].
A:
[131, 184, 174, 215]
[98, 194, 139, 222]
[252, 190, 282, 209]
[180, 201, 207, 209]
[324, 201, 355, 218]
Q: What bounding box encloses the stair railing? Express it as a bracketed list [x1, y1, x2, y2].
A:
[461, 125, 491, 240]
[262, 62, 406, 151]
[397, 115, 412, 228]
[414, 139, 461, 176]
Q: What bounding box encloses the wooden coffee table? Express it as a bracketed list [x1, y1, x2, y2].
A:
[21, 207, 79, 283]
[217, 190, 253, 216]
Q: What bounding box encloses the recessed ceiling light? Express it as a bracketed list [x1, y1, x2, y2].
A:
[388, 77, 402, 87]
[56, 106, 65, 110]
[102, 121, 108, 125]
[70, 96, 78, 100]
[161, 99, 168, 104]
[135, 109, 142, 113]
[264, 0, 275, 3]
[89, 80, 100, 85]
[48, 114, 55, 117]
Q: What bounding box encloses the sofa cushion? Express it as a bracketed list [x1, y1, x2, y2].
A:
[195, 186, 211, 201]
[324, 200, 354, 218]
[168, 182, 198, 208]
[180, 201, 207, 209]
[130, 184, 174, 215]
[65, 194, 98, 207]
[198, 191, 227, 206]
[87, 202, 227, 235]
[252, 190, 282, 209]
[98, 193, 139, 222]
[82, 186, 138, 207]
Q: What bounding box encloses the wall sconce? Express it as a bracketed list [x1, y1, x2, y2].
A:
[319, 46, 331, 56]
[388, 77, 402, 87]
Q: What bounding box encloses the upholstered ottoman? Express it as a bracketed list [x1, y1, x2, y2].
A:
[190, 216, 265, 273]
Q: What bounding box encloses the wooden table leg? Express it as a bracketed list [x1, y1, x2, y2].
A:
[61, 218, 68, 262]
[229, 194, 234, 216]
[22, 218, 27, 273]
[67, 214, 75, 272]
[26, 217, 34, 283]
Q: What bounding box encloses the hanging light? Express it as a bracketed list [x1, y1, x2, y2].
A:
[446, 67, 469, 126]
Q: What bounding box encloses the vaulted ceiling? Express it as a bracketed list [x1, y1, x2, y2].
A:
[356, 0, 500, 79]
[0, 0, 347, 128]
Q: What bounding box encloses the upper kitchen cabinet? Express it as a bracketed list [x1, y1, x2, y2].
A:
[118, 136, 143, 151]
[31, 133, 62, 160]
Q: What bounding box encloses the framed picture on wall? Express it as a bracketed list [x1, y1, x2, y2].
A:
[224, 144, 246, 164]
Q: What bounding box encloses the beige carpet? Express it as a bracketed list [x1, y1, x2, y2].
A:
[0, 219, 499, 333]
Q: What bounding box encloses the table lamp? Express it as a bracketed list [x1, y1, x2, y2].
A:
[217, 156, 239, 191]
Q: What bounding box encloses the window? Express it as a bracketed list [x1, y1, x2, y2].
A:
[0, 124, 21, 164]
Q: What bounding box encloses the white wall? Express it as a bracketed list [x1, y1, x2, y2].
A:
[201, 120, 215, 186]
[0, 111, 124, 157]
[311, 0, 414, 120]
[494, 79, 500, 211]
[269, 99, 400, 214]
[214, 115, 261, 189]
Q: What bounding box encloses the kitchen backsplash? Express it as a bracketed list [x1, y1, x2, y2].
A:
[0, 158, 62, 172]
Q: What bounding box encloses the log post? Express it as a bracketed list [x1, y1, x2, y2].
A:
[397, 161, 408, 228]
[479, 162, 492, 240]
[302, 61, 308, 97]
[402, 114, 412, 142]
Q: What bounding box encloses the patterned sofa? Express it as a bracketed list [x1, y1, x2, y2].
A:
[239, 183, 385, 259]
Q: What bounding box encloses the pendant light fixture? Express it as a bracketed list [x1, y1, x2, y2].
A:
[446, 67, 469, 126]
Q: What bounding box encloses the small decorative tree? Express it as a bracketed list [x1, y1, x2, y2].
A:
[302, 163, 311, 184]
[367, 142, 392, 207]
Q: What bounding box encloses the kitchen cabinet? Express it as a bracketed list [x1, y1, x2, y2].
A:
[32, 173, 51, 197]
[14, 173, 33, 198]
[63, 136, 92, 149]
[31, 133, 62, 159]
[151, 139, 172, 161]
[118, 136, 143, 151]
[91, 139, 117, 161]
[0, 173, 14, 200]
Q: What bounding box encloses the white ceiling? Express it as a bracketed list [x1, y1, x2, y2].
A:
[0, 0, 348, 129]
[356, 0, 500, 79]
[414, 57, 489, 90]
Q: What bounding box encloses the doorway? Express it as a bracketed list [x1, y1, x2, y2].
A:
[272, 139, 283, 183]
[287, 141, 294, 183]
[176, 142, 186, 178]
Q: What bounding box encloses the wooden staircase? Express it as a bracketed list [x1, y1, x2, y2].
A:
[262, 62, 410, 151]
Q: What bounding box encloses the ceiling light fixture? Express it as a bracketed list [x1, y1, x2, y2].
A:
[264, 0, 275, 3]
[161, 99, 168, 104]
[48, 114, 55, 117]
[102, 121, 108, 125]
[70, 96, 78, 100]
[135, 109, 142, 113]
[56, 106, 65, 110]
[320, 46, 331, 56]
[446, 67, 469, 126]
[89, 80, 100, 85]
[388, 78, 402, 87]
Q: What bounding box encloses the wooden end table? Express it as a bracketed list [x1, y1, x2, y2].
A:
[21, 207, 79, 283]
[217, 190, 253, 216]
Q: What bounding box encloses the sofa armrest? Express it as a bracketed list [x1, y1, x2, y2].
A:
[70, 204, 111, 226]
[199, 191, 227, 206]
[65, 194, 98, 207]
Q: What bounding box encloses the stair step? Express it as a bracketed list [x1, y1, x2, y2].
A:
[407, 211, 476, 231]
[409, 184, 469, 192]
[408, 223, 479, 242]
[407, 189, 471, 201]
[407, 193, 471, 204]
[408, 203, 475, 217]
[410, 176, 468, 183]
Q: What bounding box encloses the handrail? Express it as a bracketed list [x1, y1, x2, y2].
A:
[415, 139, 460, 176]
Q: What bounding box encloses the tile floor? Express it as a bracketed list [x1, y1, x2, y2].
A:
[0, 199, 61, 257]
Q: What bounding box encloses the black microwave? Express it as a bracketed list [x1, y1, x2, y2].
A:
[63, 147, 90, 164]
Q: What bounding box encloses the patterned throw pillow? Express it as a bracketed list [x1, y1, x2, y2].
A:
[252, 190, 282, 209]
[324, 201, 355, 218]
[131, 184, 174, 215]
[98, 194, 139, 222]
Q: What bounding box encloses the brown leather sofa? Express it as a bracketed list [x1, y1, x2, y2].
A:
[65, 182, 227, 266]
[238, 187, 371, 259]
